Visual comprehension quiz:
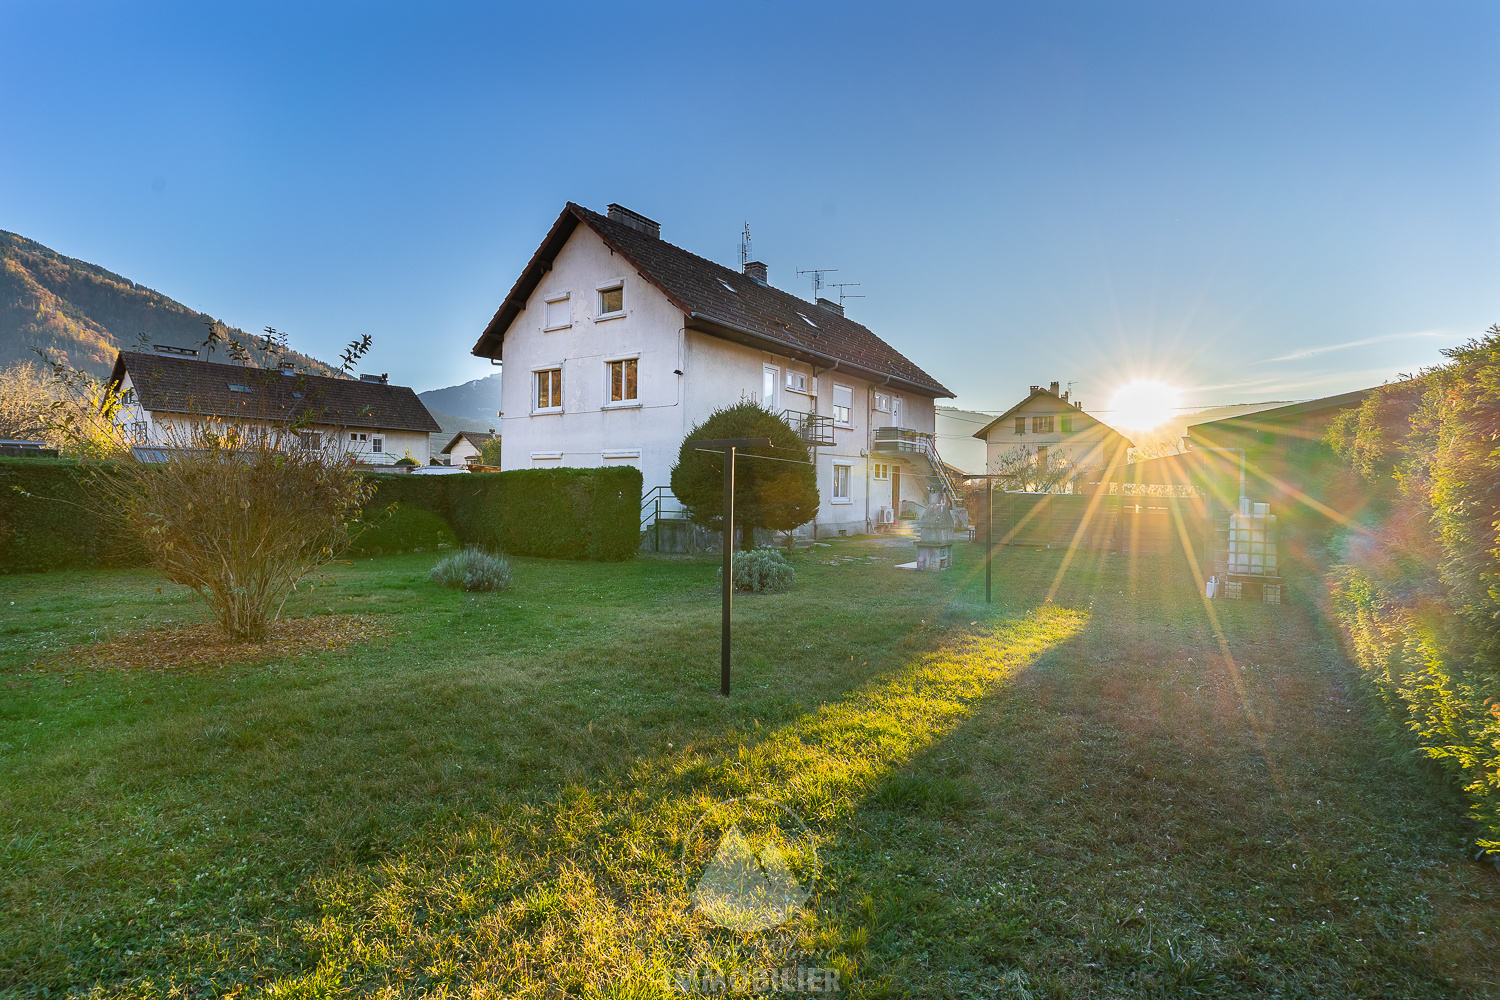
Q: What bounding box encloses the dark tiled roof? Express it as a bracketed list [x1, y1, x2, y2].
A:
[471, 203, 953, 398]
[108, 352, 441, 432]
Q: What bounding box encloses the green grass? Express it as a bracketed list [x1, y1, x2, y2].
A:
[1, 539, 1496, 997]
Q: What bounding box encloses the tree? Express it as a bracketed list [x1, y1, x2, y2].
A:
[479, 436, 503, 467]
[988, 444, 1078, 493]
[670, 403, 818, 548]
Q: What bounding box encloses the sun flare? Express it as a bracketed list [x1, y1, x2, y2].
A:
[1109, 381, 1182, 430]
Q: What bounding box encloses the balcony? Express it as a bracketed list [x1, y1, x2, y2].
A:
[780, 409, 835, 447]
[872, 426, 931, 454]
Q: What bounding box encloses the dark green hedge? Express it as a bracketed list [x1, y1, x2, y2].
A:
[366, 466, 642, 562]
[0, 461, 642, 573]
[0, 459, 145, 573]
[347, 502, 458, 557]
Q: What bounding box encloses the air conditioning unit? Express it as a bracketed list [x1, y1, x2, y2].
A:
[878, 507, 896, 524]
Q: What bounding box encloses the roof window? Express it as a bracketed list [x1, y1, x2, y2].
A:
[228, 384, 252, 393]
[718, 279, 737, 293]
[797, 313, 818, 329]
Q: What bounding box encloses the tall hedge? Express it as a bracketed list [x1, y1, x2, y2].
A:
[0, 458, 145, 572]
[0, 461, 642, 573]
[361, 465, 643, 562]
[1325, 327, 1500, 855]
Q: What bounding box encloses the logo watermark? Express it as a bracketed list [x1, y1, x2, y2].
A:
[670, 797, 839, 992]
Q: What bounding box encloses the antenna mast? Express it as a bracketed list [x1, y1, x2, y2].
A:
[738, 223, 752, 269]
[830, 282, 864, 307]
[796, 268, 838, 301]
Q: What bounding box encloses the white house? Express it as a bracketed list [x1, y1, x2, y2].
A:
[470, 203, 956, 534]
[440, 430, 496, 466]
[971, 381, 1134, 486]
[107, 347, 441, 465]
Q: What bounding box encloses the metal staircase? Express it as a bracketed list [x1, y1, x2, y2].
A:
[872, 427, 962, 506]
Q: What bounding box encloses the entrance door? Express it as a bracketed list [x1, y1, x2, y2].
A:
[892, 465, 901, 514]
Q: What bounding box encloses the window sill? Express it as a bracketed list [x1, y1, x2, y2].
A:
[594, 312, 626, 323]
[531, 408, 563, 416]
[543, 323, 572, 332]
[602, 400, 642, 410]
[831, 498, 853, 505]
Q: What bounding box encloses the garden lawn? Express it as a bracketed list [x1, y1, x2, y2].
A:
[0, 539, 1496, 998]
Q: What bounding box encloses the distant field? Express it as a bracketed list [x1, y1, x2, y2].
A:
[1, 540, 1495, 997]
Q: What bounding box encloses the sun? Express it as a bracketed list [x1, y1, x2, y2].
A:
[1109, 380, 1182, 430]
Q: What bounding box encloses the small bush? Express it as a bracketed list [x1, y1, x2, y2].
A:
[431, 547, 511, 592]
[718, 547, 795, 593]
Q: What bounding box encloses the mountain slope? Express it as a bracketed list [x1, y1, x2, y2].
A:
[417, 373, 502, 423]
[0, 230, 341, 378]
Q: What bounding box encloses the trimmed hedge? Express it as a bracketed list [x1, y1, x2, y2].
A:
[347, 502, 458, 557]
[0, 461, 642, 573]
[0, 458, 145, 573]
[365, 466, 642, 562]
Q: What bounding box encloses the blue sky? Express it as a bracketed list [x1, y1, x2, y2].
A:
[2, 1, 1495, 415]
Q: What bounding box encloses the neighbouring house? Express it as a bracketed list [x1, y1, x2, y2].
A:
[470, 202, 956, 534]
[440, 430, 496, 466]
[107, 347, 442, 466]
[971, 381, 1133, 488]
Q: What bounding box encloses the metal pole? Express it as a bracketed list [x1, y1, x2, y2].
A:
[986, 479, 993, 604]
[721, 446, 734, 697]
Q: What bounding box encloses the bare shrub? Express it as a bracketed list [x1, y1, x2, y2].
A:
[0, 359, 122, 456]
[85, 421, 374, 638]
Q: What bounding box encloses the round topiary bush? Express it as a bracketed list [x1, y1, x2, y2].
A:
[718, 547, 795, 594]
[348, 503, 458, 556]
[430, 547, 511, 592]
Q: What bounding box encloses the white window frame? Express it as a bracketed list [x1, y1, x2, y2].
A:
[543, 292, 571, 331]
[595, 279, 625, 321]
[873, 462, 889, 481]
[873, 392, 891, 413]
[603, 354, 641, 408]
[533, 364, 564, 413]
[784, 369, 809, 394]
[832, 383, 853, 428]
[762, 365, 779, 410]
[371, 436, 384, 454]
[832, 463, 852, 503]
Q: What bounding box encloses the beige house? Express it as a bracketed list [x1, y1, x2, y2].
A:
[440, 430, 496, 466]
[972, 381, 1133, 486]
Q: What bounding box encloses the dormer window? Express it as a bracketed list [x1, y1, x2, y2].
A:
[597, 281, 624, 318]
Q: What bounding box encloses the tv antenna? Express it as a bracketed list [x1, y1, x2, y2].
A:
[830, 282, 864, 307]
[795, 267, 838, 301]
[738, 222, 752, 269]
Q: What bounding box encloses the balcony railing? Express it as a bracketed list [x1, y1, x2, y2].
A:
[780, 409, 836, 447]
[873, 426, 961, 505]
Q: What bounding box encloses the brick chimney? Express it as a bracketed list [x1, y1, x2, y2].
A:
[816, 297, 843, 316]
[743, 260, 768, 284]
[605, 203, 660, 239]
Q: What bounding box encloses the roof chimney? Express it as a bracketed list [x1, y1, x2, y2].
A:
[743, 261, 768, 284]
[153, 344, 199, 359]
[1049, 381, 1060, 395]
[279, 361, 296, 376]
[815, 297, 844, 317]
[605, 204, 660, 239]
[359, 373, 389, 384]
[1029, 385, 1040, 394]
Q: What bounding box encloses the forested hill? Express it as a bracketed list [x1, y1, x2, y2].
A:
[0, 230, 343, 378]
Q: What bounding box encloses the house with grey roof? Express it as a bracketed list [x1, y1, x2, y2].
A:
[107, 348, 441, 466]
[471, 202, 956, 534]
